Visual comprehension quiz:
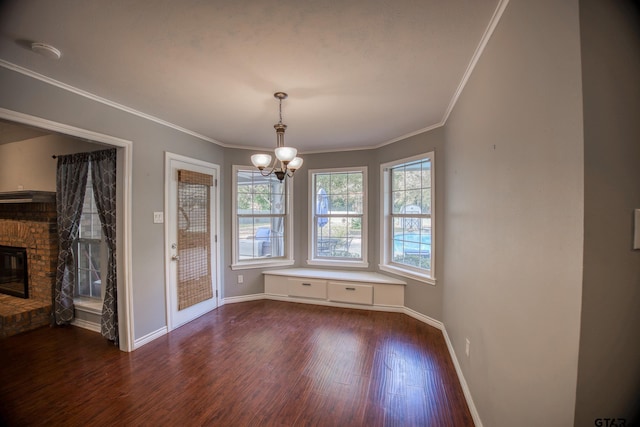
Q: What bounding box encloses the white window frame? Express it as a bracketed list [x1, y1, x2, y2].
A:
[307, 166, 368, 268]
[379, 152, 435, 285]
[231, 165, 294, 270]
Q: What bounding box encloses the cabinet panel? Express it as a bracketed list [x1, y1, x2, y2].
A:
[287, 278, 327, 299]
[328, 281, 373, 305]
[265, 275, 288, 296]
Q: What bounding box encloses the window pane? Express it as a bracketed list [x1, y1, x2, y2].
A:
[421, 162, 432, 188]
[77, 269, 91, 297]
[421, 189, 431, 214]
[392, 220, 431, 271]
[392, 168, 405, 191]
[405, 168, 422, 190]
[347, 173, 362, 195]
[347, 193, 363, 214]
[329, 173, 348, 194]
[238, 216, 285, 260]
[405, 190, 421, 209]
[392, 191, 405, 214]
[316, 174, 331, 192]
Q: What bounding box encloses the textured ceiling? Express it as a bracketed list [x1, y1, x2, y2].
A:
[0, 0, 502, 152]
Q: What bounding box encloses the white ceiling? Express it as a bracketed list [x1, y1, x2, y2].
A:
[0, 0, 503, 153]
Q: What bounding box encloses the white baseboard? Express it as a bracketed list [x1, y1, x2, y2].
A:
[220, 293, 265, 305]
[134, 326, 167, 350]
[402, 306, 445, 331]
[71, 318, 101, 333]
[441, 327, 483, 427]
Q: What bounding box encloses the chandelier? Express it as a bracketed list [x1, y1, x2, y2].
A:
[251, 92, 303, 181]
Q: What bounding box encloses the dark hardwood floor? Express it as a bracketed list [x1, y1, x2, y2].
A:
[0, 300, 474, 426]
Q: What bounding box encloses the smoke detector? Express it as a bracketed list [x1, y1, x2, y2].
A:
[31, 42, 61, 60]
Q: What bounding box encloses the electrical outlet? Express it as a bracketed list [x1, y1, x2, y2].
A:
[238, 274, 244, 284]
[465, 338, 470, 358]
[153, 212, 164, 224]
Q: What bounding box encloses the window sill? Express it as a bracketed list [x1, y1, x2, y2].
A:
[378, 264, 436, 286]
[231, 259, 295, 271]
[74, 297, 103, 315]
[306, 259, 369, 269]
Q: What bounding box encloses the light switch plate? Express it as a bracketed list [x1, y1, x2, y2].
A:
[153, 211, 164, 224]
[634, 209, 640, 250]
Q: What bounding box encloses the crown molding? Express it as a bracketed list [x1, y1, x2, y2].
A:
[441, 0, 510, 124]
[0, 59, 225, 146]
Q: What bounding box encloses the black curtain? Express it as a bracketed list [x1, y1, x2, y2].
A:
[91, 149, 118, 343]
[54, 153, 90, 324]
[54, 148, 118, 344]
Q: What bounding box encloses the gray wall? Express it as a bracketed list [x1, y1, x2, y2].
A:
[442, 0, 585, 425]
[0, 66, 225, 340]
[0, 133, 105, 192]
[223, 128, 445, 320]
[575, 0, 640, 424]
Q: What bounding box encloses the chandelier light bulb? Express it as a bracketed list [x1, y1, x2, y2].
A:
[288, 157, 303, 171]
[275, 146, 297, 163]
[251, 153, 272, 169]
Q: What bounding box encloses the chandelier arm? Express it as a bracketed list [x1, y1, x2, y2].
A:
[259, 157, 280, 177]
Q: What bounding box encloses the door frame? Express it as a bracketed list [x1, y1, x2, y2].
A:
[0, 107, 135, 352]
[164, 152, 221, 331]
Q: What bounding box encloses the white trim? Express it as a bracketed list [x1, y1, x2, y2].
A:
[379, 264, 436, 286]
[164, 152, 221, 332]
[402, 306, 444, 331]
[220, 293, 265, 306]
[441, 0, 510, 125]
[0, 107, 135, 352]
[379, 152, 435, 284]
[0, 60, 223, 146]
[306, 259, 369, 268]
[399, 303, 485, 426]
[231, 259, 295, 271]
[74, 299, 103, 315]
[133, 326, 168, 350]
[71, 318, 101, 333]
[308, 166, 368, 266]
[441, 327, 483, 427]
[231, 165, 294, 268]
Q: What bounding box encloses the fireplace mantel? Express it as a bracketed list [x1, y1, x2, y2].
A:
[0, 191, 56, 204]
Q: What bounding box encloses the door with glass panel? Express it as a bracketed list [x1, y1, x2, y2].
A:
[166, 154, 219, 330]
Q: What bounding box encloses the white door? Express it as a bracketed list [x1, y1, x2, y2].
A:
[165, 153, 219, 330]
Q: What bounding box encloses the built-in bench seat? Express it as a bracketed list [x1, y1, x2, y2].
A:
[263, 268, 406, 308]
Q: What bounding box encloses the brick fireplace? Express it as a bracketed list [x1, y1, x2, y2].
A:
[0, 193, 57, 338]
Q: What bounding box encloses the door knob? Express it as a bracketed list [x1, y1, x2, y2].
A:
[171, 255, 180, 261]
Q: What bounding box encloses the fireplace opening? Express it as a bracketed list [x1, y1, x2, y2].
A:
[0, 245, 29, 299]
